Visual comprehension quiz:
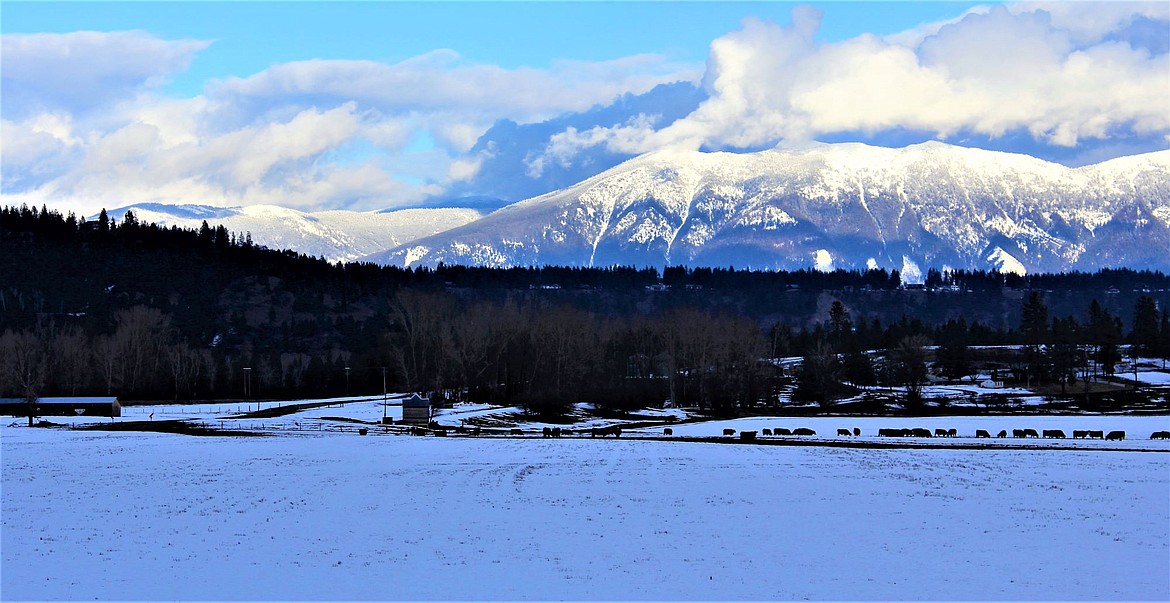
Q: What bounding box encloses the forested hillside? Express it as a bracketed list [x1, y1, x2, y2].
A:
[2, 205, 1169, 414]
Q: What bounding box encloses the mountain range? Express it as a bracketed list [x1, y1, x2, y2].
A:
[108, 142, 1169, 275]
[103, 203, 485, 263]
[371, 142, 1170, 276]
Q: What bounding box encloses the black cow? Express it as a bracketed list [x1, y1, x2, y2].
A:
[996, 430, 1008, 438]
[1089, 430, 1105, 439]
[838, 428, 852, 436]
[740, 431, 758, 442]
[934, 429, 949, 437]
[775, 428, 792, 436]
[664, 427, 674, 436]
[1151, 431, 1170, 440]
[761, 428, 773, 436]
[591, 426, 622, 438]
[975, 429, 991, 438]
[542, 427, 553, 438]
[510, 428, 523, 435]
[911, 428, 932, 438]
[792, 427, 816, 436]
[853, 427, 861, 436]
[1012, 429, 1026, 438]
[878, 428, 900, 437]
[1072, 430, 1089, 439]
[723, 428, 736, 436]
[1105, 430, 1125, 441]
[1042, 429, 1066, 439]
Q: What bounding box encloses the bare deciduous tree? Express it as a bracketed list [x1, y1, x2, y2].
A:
[0, 328, 47, 426]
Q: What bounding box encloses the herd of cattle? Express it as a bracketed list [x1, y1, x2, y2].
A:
[403, 424, 1170, 441]
[536, 426, 623, 438]
[706, 427, 1170, 441]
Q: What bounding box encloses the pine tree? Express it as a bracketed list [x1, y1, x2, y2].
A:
[1086, 299, 1122, 378]
[936, 318, 972, 381]
[795, 338, 842, 407]
[1048, 316, 1081, 394]
[1020, 292, 1049, 386]
[889, 335, 930, 409]
[827, 300, 851, 352]
[1130, 296, 1160, 357]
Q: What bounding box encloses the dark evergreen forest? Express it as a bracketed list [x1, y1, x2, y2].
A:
[2, 205, 1169, 416]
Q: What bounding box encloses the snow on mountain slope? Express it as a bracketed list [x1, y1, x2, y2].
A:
[104, 204, 485, 262]
[371, 142, 1169, 272]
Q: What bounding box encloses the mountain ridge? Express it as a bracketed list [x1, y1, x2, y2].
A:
[102, 203, 485, 263]
[367, 142, 1170, 276]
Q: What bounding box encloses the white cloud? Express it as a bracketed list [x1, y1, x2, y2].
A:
[0, 31, 210, 119]
[524, 114, 662, 177]
[1, 112, 79, 165]
[1013, 1, 1170, 44]
[547, 3, 1169, 156]
[1, 29, 700, 214]
[208, 50, 698, 125]
[5, 103, 410, 215]
[5, 4, 1166, 217]
[447, 157, 483, 182]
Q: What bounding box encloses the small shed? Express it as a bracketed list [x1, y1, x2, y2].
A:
[400, 393, 431, 425]
[0, 397, 121, 417]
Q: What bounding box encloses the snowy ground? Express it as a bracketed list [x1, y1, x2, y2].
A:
[628, 414, 1170, 449]
[1129, 369, 1170, 386]
[3, 401, 1169, 600]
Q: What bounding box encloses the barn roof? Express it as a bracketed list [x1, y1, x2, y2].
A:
[0, 397, 119, 405]
[38, 397, 119, 405]
[402, 393, 430, 408]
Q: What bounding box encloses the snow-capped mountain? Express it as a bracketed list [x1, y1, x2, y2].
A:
[104, 203, 485, 263]
[369, 142, 1170, 275]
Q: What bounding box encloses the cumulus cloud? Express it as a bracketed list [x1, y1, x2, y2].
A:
[1016, 1, 1170, 45]
[0, 31, 210, 119]
[18, 103, 386, 212]
[1, 29, 698, 214]
[540, 3, 1169, 158]
[5, 3, 1166, 217]
[525, 114, 664, 178]
[209, 50, 697, 125]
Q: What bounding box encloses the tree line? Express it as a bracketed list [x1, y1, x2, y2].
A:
[790, 294, 1170, 409]
[2, 204, 1169, 416]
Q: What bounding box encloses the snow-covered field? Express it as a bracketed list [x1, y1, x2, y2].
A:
[3, 400, 1169, 600]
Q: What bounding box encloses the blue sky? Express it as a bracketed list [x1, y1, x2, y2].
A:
[2, 2, 1167, 216]
[5, 2, 988, 95]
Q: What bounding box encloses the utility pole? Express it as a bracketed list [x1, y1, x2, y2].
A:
[345, 366, 351, 397]
[244, 367, 253, 411]
[382, 367, 388, 422]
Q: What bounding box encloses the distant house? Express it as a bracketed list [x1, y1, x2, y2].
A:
[400, 393, 431, 425]
[0, 397, 121, 417]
